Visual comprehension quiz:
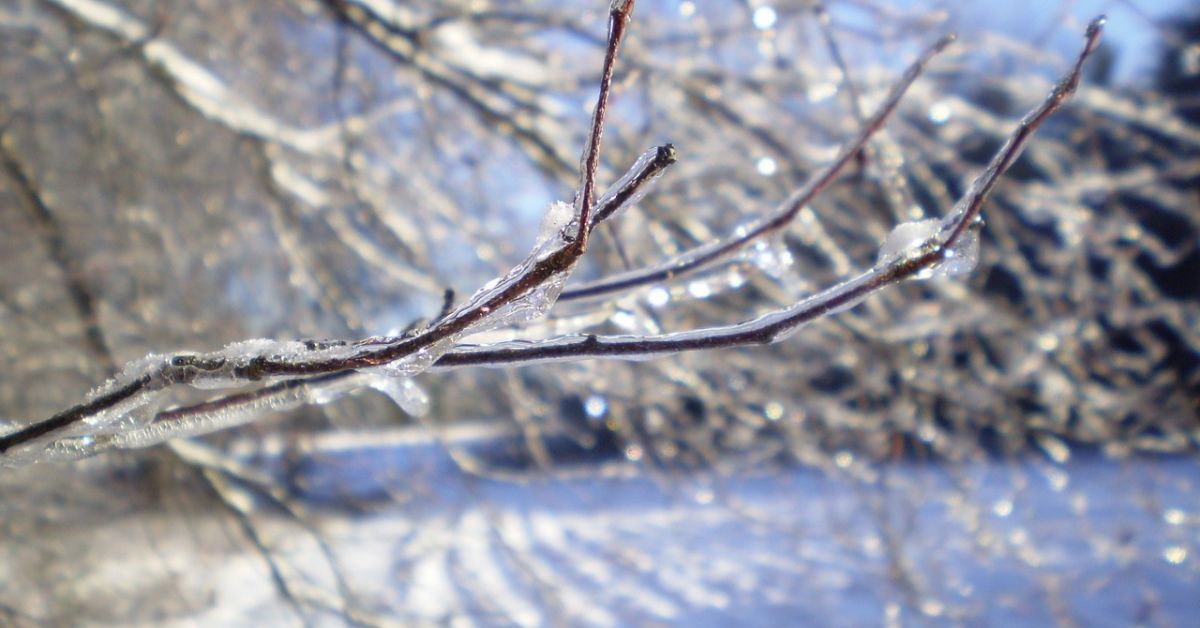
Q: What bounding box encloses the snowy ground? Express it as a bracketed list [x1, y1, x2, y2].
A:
[4, 425, 1193, 626]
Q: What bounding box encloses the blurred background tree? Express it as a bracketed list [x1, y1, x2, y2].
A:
[0, 0, 1196, 624]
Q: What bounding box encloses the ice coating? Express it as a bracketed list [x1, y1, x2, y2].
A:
[94, 390, 167, 434]
[446, 199, 576, 340]
[366, 346, 439, 379]
[103, 374, 358, 450]
[305, 372, 369, 405]
[930, 225, 979, 278]
[538, 200, 576, 244]
[0, 430, 99, 467]
[590, 145, 672, 226]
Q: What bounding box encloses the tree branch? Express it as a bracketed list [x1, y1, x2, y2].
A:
[0, 13, 1106, 466]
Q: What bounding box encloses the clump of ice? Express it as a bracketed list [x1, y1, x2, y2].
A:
[877, 217, 979, 280]
[537, 200, 576, 244]
[877, 218, 940, 264]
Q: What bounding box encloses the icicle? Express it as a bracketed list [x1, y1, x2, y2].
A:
[305, 372, 368, 405]
[371, 377, 431, 417]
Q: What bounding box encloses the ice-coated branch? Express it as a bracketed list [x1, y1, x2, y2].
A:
[558, 32, 955, 303]
[0, 145, 673, 461]
[572, 0, 636, 247]
[431, 17, 1107, 366]
[0, 2, 641, 461]
[938, 16, 1106, 249]
[0, 13, 1106, 467]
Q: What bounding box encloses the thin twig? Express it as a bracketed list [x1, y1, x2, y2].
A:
[0, 137, 117, 373]
[558, 32, 955, 302]
[573, 0, 636, 247]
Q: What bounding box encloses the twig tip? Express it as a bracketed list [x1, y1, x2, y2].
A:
[658, 143, 678, 165]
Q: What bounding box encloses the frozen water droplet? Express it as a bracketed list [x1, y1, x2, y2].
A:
[877, 217, 980, 280]
[647, 286, 670, 307]
[932, 230, 979, 277]
[687, 280, 712, 299]
[372, 378, 430, 417]
[584, 395, 608, 419]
